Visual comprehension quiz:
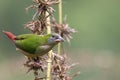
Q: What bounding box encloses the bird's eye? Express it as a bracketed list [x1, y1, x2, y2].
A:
[52, 35, 59, 39]
[52, 35, 55, 38]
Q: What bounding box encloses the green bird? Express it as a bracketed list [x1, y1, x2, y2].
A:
[4, 31, 64, 59]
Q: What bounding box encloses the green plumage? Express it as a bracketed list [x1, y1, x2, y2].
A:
[14, 33, 63, 57]
[16, 34, 45, 53]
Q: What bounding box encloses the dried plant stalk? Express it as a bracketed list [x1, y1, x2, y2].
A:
[46, 51, 52, 80]
[58, 0, 62, 24]
[46, 10, 52, 80]
[57, 0, 63, 55]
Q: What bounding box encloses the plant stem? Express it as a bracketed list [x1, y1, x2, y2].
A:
[46, 14, 51, 34]
[58, 0, 62, 55]
[46, 51, 52, 80]
[46, 10, 52, 80]
[58, 0, 62, 24]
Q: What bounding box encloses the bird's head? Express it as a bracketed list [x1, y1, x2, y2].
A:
[47, 33, 64, 44]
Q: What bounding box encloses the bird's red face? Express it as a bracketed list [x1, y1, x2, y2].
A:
[3, 31, 16, 41]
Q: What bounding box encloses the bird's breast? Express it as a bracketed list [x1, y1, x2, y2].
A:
[35, 44, 54, 56]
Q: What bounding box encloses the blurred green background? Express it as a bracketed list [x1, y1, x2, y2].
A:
[0, 0, 120, 80]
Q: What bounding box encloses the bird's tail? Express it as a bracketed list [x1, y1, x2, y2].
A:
[3, 31, 16, 41]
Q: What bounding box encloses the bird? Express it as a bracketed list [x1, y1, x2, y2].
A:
[3, 31, 64, 59]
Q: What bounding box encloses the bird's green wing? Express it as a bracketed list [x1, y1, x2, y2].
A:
[15, 34, 48, 54]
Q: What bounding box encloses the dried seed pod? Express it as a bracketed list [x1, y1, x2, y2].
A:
[25, 20, 46, 34]
[51, 17, 76, 42]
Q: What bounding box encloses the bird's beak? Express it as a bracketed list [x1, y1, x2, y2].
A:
[55, 36, 64, 42]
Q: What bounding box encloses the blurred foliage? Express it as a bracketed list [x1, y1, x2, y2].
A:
[0, 0, 120, 80]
